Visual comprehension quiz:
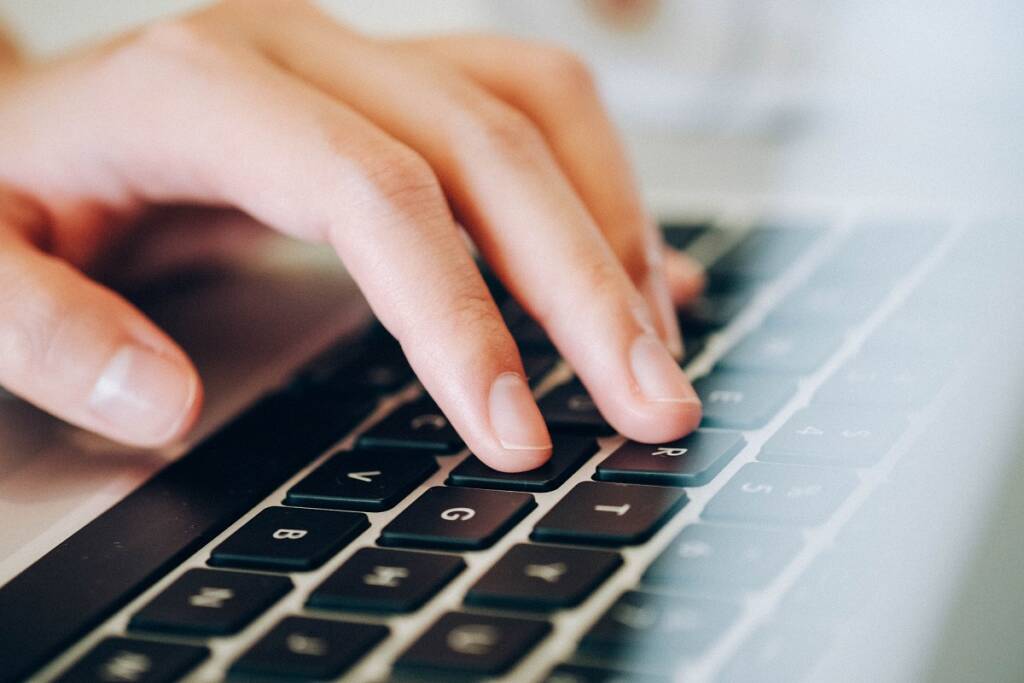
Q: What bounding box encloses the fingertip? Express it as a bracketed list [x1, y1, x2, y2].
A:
[88, 344, 203, 448]
[478, 441, 553, 474]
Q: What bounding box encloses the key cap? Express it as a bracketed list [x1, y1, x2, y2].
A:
[710, 226, 818, 280]
[543, 663, 670, 683]
[680, 290, 754, 330]
[465, 543, 622, 611]
[531, 482, 686, 547]
[643, 523, 803, 596]
[694, 372, 797, 429]
[208, 507, 367, 572]
[715, 621, 830, 683]
[358, 396, 463, 454]
[286, 449, 437, 512]
[596, 430, 745, 487]
[717, 325, 843, 374]
[662, 220, 711, 250]
[539, 380, 615, 436]
[395, 611, 551, 678]
[580, 591, 740, 672]
[522, 349, 561, 387]
[703, 463, 858, 526]
[448, 435, 598, 492]
[759, 407, 906, 467]
[501, 299, 555, 351]
[56, 638, 208, 683]
[814, 355, 945, 409]
[682, 330, 710, 365]
[379, 486, 535, 550]
[767, 278, 890, 328]
[228, 616, 388, 681]
[308, 547, 465, 613]
[129, 569, 291, 637]
[295, 331, 413, 398]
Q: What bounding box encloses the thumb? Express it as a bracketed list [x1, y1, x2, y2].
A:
[0, 225, 201, 447]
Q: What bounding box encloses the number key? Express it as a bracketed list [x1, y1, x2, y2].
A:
[759, 407, 905, 467]
[703, 463, 858, 527]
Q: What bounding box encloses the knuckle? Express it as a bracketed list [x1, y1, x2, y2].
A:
[539, 46, 598, 95]
[442, 290, 508, 341]
[358, 145, 445, 213]
[464, 105, 548, 162]
[108, 18, 233, 74]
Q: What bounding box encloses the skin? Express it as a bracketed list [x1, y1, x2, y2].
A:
[0, 0, 705, 472]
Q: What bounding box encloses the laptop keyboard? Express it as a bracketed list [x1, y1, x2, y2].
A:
[24, 214, 979, 682]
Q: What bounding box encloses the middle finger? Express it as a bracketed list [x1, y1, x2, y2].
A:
[243, 10, 701, 443]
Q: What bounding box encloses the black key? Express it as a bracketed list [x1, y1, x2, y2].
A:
[286, 449, 437, 511]
[539, 380, 615, 436]
[717, 325, 843, 374]
[680, 290, 754, 330]
[308, 548, 465, 613]
[694, 372, 797, 429]
[703, 463, 858, 527]
[466, 543, 622, 611]
[814, 355, 944, 409]
[500, 299, 555, 351]
[759, 407, 906, 467]
[358, 396, 463, 454]
[296, 331, 412, 398]
[531, 482, 686, 547]
[644, 523, 803, 596]
[0, 381, 375, 683]
[596, 430, 745, 487]
[448, 434, 598, 492]
[129, 569, 291, 636]
[229, 616, 388, 681]
[395, 611, 551, 678]
[580, 591, 740, 671]
[209, 507, 367, 572]
[56, 638, 208, 683]
[662, 220, 711, 250]
[682, 330, 710, 365]
[711, 227, 817, 280]
[716, 621, 830, 683]
[379, 486, 535, 550]
[522, 349, 561, 387]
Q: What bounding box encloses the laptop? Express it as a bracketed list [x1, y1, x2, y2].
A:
[2, 4, 1023, 683]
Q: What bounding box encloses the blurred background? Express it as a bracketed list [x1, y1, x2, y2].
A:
[2, 0, 1021, 208]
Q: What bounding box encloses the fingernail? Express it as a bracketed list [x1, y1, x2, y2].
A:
[643, 269, 684, 360]
[489, 372, 552, 451]
[89, 345, 197, 444]
[629, 333, 700, 403]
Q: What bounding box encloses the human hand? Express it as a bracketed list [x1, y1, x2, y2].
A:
[0, 0, 704, 472]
